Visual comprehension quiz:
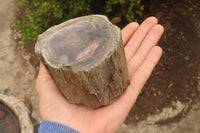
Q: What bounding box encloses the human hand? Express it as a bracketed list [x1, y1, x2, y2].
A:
[35, 17, 164, 133]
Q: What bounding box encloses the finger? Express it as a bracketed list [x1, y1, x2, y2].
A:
[35, 63, 64, 100]
[37, 34, 41, 39]
[127, 24, 164, 77]
[125, 17, 158, 62]
[108, 46, 162, 116]
[121, 22, 139, 45]
[129, 46, 162, 95]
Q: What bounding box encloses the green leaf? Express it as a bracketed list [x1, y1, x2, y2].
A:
[15, 0, 143, 44]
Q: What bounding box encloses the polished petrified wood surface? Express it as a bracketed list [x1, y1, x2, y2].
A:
[35, 15, 129, 108]
[0, 103, 19, 133]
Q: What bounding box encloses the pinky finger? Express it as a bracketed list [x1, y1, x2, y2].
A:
[129, 46, 163, 96]
[103, 46, 162, 117]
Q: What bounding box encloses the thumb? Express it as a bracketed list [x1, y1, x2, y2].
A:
[35, 63, 73, 122]
[35, 63, 65, 101]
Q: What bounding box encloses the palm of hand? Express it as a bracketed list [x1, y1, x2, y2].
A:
[36, 17, 164, 133]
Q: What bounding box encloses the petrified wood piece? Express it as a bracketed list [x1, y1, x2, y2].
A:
[35, 15, 129, 108]
[0, 103, 19, 133]
[0, 94, 33, 133]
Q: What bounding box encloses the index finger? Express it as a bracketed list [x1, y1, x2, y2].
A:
[121, 22, 139, 45]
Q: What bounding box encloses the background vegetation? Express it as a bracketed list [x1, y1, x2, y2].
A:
[14, 0, 143, 44]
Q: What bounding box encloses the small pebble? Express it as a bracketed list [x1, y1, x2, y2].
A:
[156, 109, 160, 113]
[135, 116, 139, 120]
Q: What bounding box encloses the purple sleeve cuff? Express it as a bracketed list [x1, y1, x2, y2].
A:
[39, 120, 80, 133]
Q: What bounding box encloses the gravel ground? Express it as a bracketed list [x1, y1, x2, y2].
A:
[0, 0, 41, 129]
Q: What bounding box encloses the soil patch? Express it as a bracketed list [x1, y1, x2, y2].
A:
[125, 0, 200, 124]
